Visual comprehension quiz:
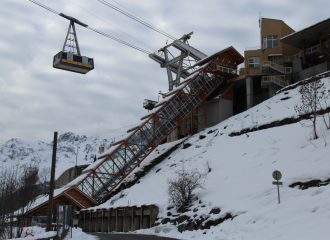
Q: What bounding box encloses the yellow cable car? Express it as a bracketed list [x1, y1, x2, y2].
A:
[53, 13, 94, 74]
[53, 51, 94, 74]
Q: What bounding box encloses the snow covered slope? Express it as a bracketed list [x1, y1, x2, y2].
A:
[0, 132, 110, 179]
[90, 74, 330, 240]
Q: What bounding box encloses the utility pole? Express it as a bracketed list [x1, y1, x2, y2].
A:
[46, 132, 58, 232]
[75, 146, 79, 167]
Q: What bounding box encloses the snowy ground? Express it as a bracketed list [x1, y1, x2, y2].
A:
[7, 226, 97, 240]
[88, 75, 330, 240]
[7, 226, 56, 240]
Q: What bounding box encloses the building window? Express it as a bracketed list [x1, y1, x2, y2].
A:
[263, 36, 278, 49]
[248, 56, 260, 68]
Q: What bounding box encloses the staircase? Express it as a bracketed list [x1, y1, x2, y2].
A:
[71, 60, 229, 204]
[261, 75, 290, 88]
[261, 61, 292, 75]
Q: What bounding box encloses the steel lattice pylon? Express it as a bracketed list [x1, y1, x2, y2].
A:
[71, 59, 229, 203]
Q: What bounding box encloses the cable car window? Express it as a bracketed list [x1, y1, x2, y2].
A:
[62, 52, 67, 59]
[88, 58, 93, 65]
[54, 53, 61, 63]
[73, 55, 82, 62]
[67, 53, 73, 61]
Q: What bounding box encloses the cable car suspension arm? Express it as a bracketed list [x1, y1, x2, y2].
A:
[28, 0, 152, 55]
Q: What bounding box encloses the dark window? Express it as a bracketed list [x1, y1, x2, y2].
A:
[248, 56, 260, 68]
[53, 52, 61, 63]
[263, 36, 278, 49]
[88, 58, 93, 65]
[73, 55, 82, 62]
[62, 52, 67, 59]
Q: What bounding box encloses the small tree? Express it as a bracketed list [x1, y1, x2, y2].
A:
[0, 165, 40, 239]
[294, 73, 325, 139]
[39, 167, 51, 194]
[167, 169, 205, 212]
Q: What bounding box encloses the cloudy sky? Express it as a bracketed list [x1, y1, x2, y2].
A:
[1, 0, 330, 144]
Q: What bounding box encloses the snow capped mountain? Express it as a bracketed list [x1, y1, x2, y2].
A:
[0, 132, 111, 179]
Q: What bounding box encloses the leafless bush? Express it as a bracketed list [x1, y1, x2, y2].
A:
[0, 164, 40, 239]
[39, 167, 51, 194]
[294, 72, 325, 139]
[167, 169, 205, 212]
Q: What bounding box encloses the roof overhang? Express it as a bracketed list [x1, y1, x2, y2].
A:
[194, 46, 244, 67]
[281, 17, 330, 49]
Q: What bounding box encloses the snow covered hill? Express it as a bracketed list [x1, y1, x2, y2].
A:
[0, 132, 111, 179]
[88, 73, 330, 240]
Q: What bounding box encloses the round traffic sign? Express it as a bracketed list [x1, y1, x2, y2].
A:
[272, 170, 282, 180]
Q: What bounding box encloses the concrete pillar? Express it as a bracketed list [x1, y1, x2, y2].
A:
[269, 83, 281, 97]
[167, 128, 179, 142]
[115, 208, 118, 232]
[123, 207, 127, 232]
[246, 76, 254, 109]
[140, 205, 144, 229]
[302, 39, 306, 65]
[107, 209, 111, 232]
[89, 210, 92, 232]
[83, 211, 86, 232]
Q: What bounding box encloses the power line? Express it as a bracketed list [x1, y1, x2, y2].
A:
[97, 0, 177, 40]
[67, 0, 156, 53]
[28, 0, 152, 55]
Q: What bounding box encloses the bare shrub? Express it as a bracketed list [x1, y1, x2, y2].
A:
[294, 73, 325, 139]
[167, 169, 205, 212]
[39, 167, 51, 194]
[0, 165, 40, 239]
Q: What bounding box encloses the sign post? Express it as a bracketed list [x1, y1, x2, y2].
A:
[272, 170, 282, 204]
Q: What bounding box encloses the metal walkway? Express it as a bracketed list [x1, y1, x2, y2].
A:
[70, 60, 230, 204]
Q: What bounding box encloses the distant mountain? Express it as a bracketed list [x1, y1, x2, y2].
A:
[0, 132, 111, 179]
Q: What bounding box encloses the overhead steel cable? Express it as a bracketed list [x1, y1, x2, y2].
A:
[97, 0, 177, 40]
[87, 27, 151, 54]
[67, 0, 156, 53]
[29, 0, 60, 15]
[111, 0, 155, 27]
[28, 0, 152, 55]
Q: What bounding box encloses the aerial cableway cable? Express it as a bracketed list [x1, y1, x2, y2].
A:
[97, 0, 177, 40]
[111, 0, 155, 27]
[87, 27, 151, 54]
[28, 0, 152, 55]
[29, 0, 60, 15]
[67, 0, 156, 53]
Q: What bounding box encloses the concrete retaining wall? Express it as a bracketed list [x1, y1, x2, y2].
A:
[55, 164, 89, 188]
[77, 205, 158, 233]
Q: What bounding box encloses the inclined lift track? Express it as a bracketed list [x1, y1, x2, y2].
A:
[70, 59, 233, 204]
[29, 0, 241, 205]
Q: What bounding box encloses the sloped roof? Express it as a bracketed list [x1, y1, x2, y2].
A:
[194, 46, 244, 67]
[281, 17, 330, 49]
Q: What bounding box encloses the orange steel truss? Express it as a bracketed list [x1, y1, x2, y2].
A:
[73, 60, 233, 204]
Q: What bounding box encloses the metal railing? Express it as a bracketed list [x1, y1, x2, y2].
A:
[261, 61, 292, 74]
[215, 64, 239, 75]
[292, 40, 330, 59]
[75, 60, 227, 203]
[261, 75, 289, 88]
[245, 46, 261, 51]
